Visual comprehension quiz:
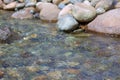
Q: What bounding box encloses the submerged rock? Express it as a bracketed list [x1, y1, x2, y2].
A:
[0, 27, 11, 41]
[88, 8, 120, 35]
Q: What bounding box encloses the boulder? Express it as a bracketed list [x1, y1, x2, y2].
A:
[25, 0, 37, 7]
[11, 7, 34, 19]
[90, 0, 100, 7]
[88, 9, 120, 35]
[58, 4, 73, 18]
[71, 3, 96, 22]
[3, 1, 17, 10]
[52, 0, 62, 5]
[3, 0, 14, 4]
[57, 14, 78, 31]
[37, 2, 60, 22]
[95, 0, 113, 13]
[69, 0, 83, 4]
[0, 0, 3, 9]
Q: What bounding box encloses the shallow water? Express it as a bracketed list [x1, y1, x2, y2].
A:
[0, 10, 120, 80]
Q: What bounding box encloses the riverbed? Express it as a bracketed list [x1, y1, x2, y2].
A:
[0, 10, 120, 80]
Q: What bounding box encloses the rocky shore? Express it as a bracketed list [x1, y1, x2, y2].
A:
[0, 0, 120, 35]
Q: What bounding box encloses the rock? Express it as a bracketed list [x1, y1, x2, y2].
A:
[47, 71, 62, 80]
[32, 75, 48, 80]
[0, 0, 3, 9]
[90, 0, 100, 7]
[58, 4, 73, 18]
[18, 0, 24, 3]
[95, 0, 113, 13]
[88, 8, 120, 35]
[0, 27, 11, 41]
[72, 3, 96, 22]
[0, 70, 4, 79]
[11, 7, 34, 19]
[15, 3, 25, 9]
[3, 0, 14, 4]
[115, 2, 120, 8]
[61, 0, 70, 4]
[96, 7, 106, 15]
[66, 69, 80, 74]
[25, 0, 37, 7]
[37, 2, 60, 22]
[41, 0, 52, 3]
[53, 0, 62, 5]
[58, 3, 66, 9]
[83, 0, 91, 6]
[36, 2, 43, 11]
[57, 14, 78, 31]
[3, 1, 17, 10]
[69, 0, 83, 4]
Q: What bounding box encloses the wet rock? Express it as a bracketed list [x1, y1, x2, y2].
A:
[25, 0, 37, 7]
[11, 7, 34, 19]
[58, 4, 73, 18]
[32, 75, 48, 80]
[57, 14, 78, 31]
[83, 0, 91, 5]
[0, 70, 4, 79]
[3, 1, 17, 10]
[61, 0, 70, 4]
[3, 0, 14, 4]
[72, 3, 96, 22]
[47, 71, 62, 80]
[7, 68, 20, 78]
[66, 69, 80, 74]
[115, 2, 120, 8]
[90, 0, 100, 7]
[58, 3, 66, 9]
[18, 0, 24, 3]
[26, 66, 39, 72]
[15, 3, 25, 10]
[69, 0, 83, 4]
[95, 0, 113, 14]
[0, 0, 3, 9]
[37, 2, 60, 22]
[88, 8, 120, 35]
[53, 0, 62, 5]
[67, 61, 79, 67]
[0, 27, 11, 41]
[41, 0, 52, 3]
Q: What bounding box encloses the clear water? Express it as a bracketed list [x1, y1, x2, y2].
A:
[0, 10, 120, 80]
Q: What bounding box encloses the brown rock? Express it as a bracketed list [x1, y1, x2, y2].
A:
[72, 3, 96, 22]
[37, 2, 60, 22]
[53, 0, 62, 5]
[66, 69, 80, 74]
[115, 2, 120, 8]
[11, 7, 34, 19]
[32, 75, 48, 80]
[0, 70, 4, 78]
[3, 1, 17, 10]
[88, 8, 120, 35]
[0, 0, 3, 9]
[3, 0, 14, 4]
[58, 4, 73, 18]
[47, 71, 62, 79]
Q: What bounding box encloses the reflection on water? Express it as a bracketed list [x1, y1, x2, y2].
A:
[0, 10, 120, 80]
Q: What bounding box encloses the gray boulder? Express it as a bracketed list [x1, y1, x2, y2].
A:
[57, 14, 78, 31]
